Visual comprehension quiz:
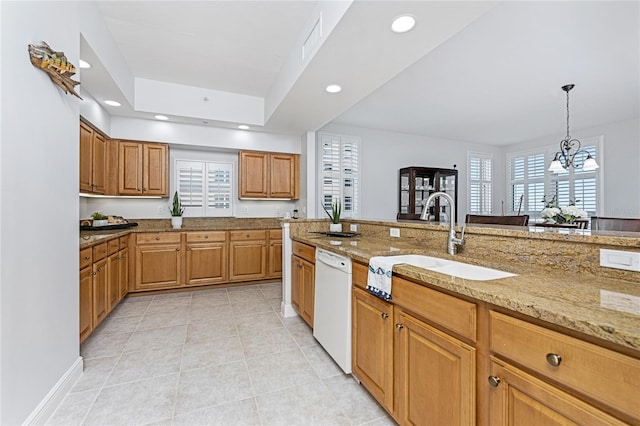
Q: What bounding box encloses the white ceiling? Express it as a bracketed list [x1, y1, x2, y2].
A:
[81, 1, 640, 144]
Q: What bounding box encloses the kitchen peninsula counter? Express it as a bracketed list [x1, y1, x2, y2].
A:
[289, 220, 640, 353]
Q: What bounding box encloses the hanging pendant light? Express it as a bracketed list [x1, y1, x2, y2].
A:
[548, 84, 599, 173]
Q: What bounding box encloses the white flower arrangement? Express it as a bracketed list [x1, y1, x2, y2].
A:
[541, 195, 587, 224]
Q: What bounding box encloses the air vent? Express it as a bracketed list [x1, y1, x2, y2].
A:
[302, 14, 322, 63]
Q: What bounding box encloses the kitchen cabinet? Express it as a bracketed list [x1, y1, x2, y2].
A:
[79, 120, 106, 195]
[397, 166, 458, 223]
[291, 241, 315, 327]
[79, 247, 93, 343]
[134, 233, 182, 290]
[117, 141, 168, 196]
[267, 229, 283, 278]
[488, 310, 640, 425]
[119, 236, 129, 299]
[185, 231, 228, 286]
[239, 150, 299, 199]
[92, 257, 108, 327]
[352, 285, 394, 411]
[229, 230, 267, 281]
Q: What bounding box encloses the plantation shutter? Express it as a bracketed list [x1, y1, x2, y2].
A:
[469, 153, 492, 214]
[319, 133, 361, 219]
[206, 163, 232, 215]
[176, 160, 233, 217]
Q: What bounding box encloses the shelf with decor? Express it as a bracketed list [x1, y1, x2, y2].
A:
[397, 167, 458, 223]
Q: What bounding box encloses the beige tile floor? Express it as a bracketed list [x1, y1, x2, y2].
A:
[47, 283, 396, 426]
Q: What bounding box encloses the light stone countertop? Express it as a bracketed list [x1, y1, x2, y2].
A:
[292, 232, 640, 353]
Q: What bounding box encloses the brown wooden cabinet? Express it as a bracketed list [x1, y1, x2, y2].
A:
[134, 233, 182, 290]
[92, 257, 108, 327]
[79, 247, 93, 344]
[229, 230, 267, 281]
[185, 231, 228, 286]
[239, 150, 299, 199]
[118, 141, 168, 196]
[79, 120, 106, 194]
[267, 229, 283, 279]
[352, 286, 394, 411]
[291, 241, 315, 327]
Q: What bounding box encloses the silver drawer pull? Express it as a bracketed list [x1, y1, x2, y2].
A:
[381, 313, 389, 320]
[488, 376, 501, 388]
[396, 323, 404, 330]
[546, 353, 562, 367]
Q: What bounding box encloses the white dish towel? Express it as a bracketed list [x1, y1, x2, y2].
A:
[367, 256, 402, 301]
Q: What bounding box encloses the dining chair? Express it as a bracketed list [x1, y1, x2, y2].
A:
[591, 216, 640, 232]
[465, 214, 530, 226]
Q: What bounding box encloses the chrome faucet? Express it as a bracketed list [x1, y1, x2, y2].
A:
[420, 191, 465, 255]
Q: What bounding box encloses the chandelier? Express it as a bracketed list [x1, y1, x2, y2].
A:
[548, 84, 599, 173]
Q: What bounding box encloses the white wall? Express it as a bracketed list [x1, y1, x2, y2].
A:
[1, 2, 80, 423]
[502, 116, 640, 217]
[79, 90, 111, 134]
[319, 123, 505, 223]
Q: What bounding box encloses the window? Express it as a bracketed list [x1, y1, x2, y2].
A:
[318, 133, 361, 219]
[468, 152, 492, 214]
[506, 137, 601, 220]
[175, 160, 233, 217]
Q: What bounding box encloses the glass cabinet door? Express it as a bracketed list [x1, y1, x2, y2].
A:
[400, 171, 410, 214]
[397, 167, 458, 223]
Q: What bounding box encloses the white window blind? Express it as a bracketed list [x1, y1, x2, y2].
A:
[507, 138, 601, 220]
[468, 153, 493, 214]
[319, 133, 361, 219]
[176, 160, 233, 217]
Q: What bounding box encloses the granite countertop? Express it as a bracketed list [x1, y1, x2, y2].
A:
[293, 232, 640, 352]
[80, 218, 283, 249]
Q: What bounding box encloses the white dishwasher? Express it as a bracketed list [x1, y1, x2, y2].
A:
[313, 248, 353, 374]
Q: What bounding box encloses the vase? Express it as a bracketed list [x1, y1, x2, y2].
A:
[171, 216, 183, 229]
[329, 223, 342, 233]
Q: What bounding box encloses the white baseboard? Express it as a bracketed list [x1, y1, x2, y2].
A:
[280, 301, 299, 318]
[23, 356, 83, 425]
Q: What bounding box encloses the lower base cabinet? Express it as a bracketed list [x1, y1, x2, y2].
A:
[79, 266, 93, 343]
[291, 241, 315, 327]
[92, 257, 108, 326]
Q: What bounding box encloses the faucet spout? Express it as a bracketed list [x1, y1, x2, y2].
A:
[420, 191, 464, 255]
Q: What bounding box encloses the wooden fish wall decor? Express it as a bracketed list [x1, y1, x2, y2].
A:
[28, 41, 82, 99]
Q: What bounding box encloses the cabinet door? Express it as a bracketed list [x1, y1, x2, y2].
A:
[352, 287, 394, 411]
[135, 244, 181, 290]
[239, 151, 268, 198]
[119, 248, 129, 299]
[185, 242, 228, 286]
[395, 310, 476, 426]
[229, 240, 267, 281]
[143, 143, 167, 196]
[118, 142, 143, 195]
[488, 357, 628, 426]
[267, 239, 283, 278]
[92, 258, 108, 327]
[291, 256, 302, 314]
[269, 153, 297, 198]
[300, 259, 314, 327]
[79, 122, 93, 193]
[79, 266, 93, 343]
[107, 251, 120, 311]
[92, 132, 106, 194]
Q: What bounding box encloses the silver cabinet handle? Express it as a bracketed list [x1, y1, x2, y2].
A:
[546, 353, 562, 367]
[381, 313, 389, 320]
[396, 323, 404, 330]
[488, 376, 501, 388]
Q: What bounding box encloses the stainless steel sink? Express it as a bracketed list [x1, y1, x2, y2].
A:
[384, 255, 516, 281]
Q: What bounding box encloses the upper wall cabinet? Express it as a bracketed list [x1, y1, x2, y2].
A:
[116, 141, 169, 197]
[79, 121, 106, 195]
[239, 150, 299, 199]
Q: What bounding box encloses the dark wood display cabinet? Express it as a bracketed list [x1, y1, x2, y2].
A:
[397, 167, 458, 223]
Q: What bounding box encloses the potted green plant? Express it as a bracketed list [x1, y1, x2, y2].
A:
[91, 212, 109, 227]
[169, 191, 185, 229]
[322, 200, 342, 232]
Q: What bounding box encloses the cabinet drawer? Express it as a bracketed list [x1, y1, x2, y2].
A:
[186, 231, 227, 243]
[393, 276, 477, 342]
[119, 235, 129, 249]
[490, 311, 640, 420]
[92, 243, 108, 261]
[352, 261, 369, 290]
[229, 230, 267, 241]
[80, 247, 93, 269]
[269, 229, 282, 240]
[137, 232, 181, 245]
[108, 238, 120, 255]
[292, 241, 315, 263]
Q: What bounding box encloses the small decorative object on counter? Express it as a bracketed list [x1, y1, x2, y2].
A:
[541, 195, 588, 224]
[322, 200, 342, 232]
[169, 191, 185, 229]
[91, 212, 109, 227]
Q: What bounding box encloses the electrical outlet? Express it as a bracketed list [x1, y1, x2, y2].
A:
[157, 206, 164, 215]
[276, 207, 281, 216]
[390, 228, 400, 238]
[350, 223, 359, 232]
[600, 249, 640, 272]
[243, 207, 249, 215]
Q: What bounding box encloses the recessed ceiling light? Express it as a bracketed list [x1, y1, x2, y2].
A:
[79, 59, 91, 69]
[104, 100, 121, 107]
[238, 124, 249, 130]
[391, 15, 416, 33]
[325, 84, 342, 94]
[154, 115, 169, 121]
